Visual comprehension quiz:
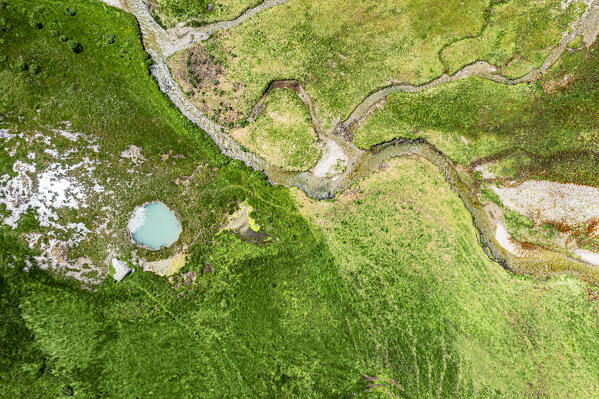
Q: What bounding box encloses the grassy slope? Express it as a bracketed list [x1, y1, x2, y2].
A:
[1, 1, 598, 398]
[0, 1, 361, 396]
[0, 0, 245, 271]
[171, 0, 492, 130]
[441, 0, 583, 77]
[170, 0, 580, 133]
[231, 88, 320, 171]
[151, 0, 260, 28]
[354, 43, 599, 185]
[295, 158, 599, 398]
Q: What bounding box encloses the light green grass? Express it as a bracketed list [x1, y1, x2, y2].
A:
[441, 0, 585, 77]
[151, 0, 261, 28]
[171, 0, 583, 132]
[231, 88, 320, 171]
[171, 0, 492, 130]
[353, 44, 599, 186]
[295, 157, 599, 398]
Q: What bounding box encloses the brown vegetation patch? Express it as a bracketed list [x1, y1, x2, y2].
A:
[169, 44, 245, 126]
[542, 72, 572, 95]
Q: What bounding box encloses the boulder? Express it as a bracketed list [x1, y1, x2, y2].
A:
[111, 258, 132, 281]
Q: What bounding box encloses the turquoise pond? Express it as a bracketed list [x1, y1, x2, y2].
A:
[127, 202, 182, 250]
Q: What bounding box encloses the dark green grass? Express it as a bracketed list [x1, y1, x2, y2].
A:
[0, 1, 361, 396]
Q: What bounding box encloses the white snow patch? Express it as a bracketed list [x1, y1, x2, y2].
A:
[52, 128, 81, 141]
[44, 148, 59, 157]
[575, 249, 599, 266]
[100, 0, 123, 8]
[474, 164, 497, 179]
[492, 180, 599, 226]
[494, 222, 522, 255]
[127, 206, 146, 233]
[0, 129, 16, 141]
[120, 145, 145, 165]
[0, 126, 108, 284]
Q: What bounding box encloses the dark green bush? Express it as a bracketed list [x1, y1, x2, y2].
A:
[104, 33, 115, 44]
[14, 59, 27, 71]
[59, 34, 68, 42]
[0, 0, 7, 9]
[0, 55, 7, 62]
[29, 63, 41, 74]
[64, 7, 75, 16]
[29, 6, 44, 29]
[29, 19, 42, 29]
[67, 40, 82, 53]
[0, 17, 10, 32]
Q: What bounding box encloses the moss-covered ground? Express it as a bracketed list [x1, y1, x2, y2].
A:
[1, 0, 599, 398]
[230, 88, 320, 171]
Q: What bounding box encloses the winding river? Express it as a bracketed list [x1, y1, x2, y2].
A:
[110, 0, 599, 279]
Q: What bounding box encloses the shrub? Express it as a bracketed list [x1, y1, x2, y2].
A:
[67, 40, 82, 53]
[29, 19, 42, 29]
[104, 33, 115, 44]
[65, 7, 76, 16]
[59, 34, 68, 42]
[14, 59, 28, 72]
[29, 6, 44, 29]
[0, 55, 7, 62]
[0, 0, 7, 9]
[0, 17, 10, 32]
[29, 63, 41, 74]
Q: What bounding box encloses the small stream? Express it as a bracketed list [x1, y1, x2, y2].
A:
[114, 0, 599, 276]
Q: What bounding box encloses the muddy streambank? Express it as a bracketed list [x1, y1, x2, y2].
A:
[113, 0, 599, 281]
[359, 139, 598, 282]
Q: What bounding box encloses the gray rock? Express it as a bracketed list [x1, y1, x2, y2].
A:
[111, 258, 132, 281]
[207, 3, 214, 12]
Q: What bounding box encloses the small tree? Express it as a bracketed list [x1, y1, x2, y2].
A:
[104, 33, 115, 45]
[0, 17, 10, 32]
[30, 5, 44, 29]
[29, 19, 43, 29]
[67, 40, 82, 54]
[14, 59, 28, 72]
[29, 63, 41, 74]
[59, 34, 68, 42]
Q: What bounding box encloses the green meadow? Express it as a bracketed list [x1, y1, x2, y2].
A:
[1, 1, 599, 398]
